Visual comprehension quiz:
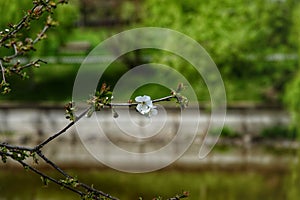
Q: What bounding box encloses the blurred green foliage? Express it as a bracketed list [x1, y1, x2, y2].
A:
[1, 0, 300, 136]
[284, 70, 300, 135]
[138, 0, 298, 102]
[261, 125, 297, 140]
[284, 2, 300, 135]
[2, 0, 299, 103]
[210, 126, 240, 138]
[142, 0, 297, 70]
[0, 63, 79, 102]
[138, 0, 300, 136]
[220, 126, 241, 138]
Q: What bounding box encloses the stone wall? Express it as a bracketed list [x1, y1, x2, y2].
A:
[0, 104, 292, 169]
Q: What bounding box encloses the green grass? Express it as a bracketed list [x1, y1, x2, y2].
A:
[0, 168, 288, 200]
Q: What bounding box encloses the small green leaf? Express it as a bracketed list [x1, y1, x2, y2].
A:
[24, 165, 29, 171]
[0, 146, 8, 163]
[64, 102, 76, 121]
[30, 152, 39, 164]
[40, 176, 49, 187]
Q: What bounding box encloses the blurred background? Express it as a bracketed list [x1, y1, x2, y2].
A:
[1, 0, 300, 199]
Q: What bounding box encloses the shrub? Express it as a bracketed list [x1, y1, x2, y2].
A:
[260, 126, 297, 140]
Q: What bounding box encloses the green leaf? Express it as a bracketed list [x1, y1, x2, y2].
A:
[0, 146, 8, 163]
[40, 176, 49, 187]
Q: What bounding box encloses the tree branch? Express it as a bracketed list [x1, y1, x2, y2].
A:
[36, 150, 119, 200]
[0, 0, 69, 94]
[17, 159, 84, 197]
[0, 143, 33, 151]
[108, 95, 175, 107]
[1, 143, 120, 200]
[0, 151, 85, 197]
[33, 25, 50, 44]
[0, 60, 6, 83]
[34, 106, 91, 150]
[0, 4, 39, 44]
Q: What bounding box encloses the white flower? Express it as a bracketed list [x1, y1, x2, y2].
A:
[135, 95, 158, 117]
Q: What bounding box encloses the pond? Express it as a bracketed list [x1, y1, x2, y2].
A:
[0, 166, 294, 200]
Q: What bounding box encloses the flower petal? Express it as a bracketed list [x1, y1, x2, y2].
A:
[136, 104, 151, 115]
[146, 100, 153, 107]
[135, 96, 144, 102]
[141, 95, 151, 102]
[150, 108, 158, 116]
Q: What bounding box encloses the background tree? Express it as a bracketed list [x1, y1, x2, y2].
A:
[137, 0, 298, 102]
[284, 2, 300, 136]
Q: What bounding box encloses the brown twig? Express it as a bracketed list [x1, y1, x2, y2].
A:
[107, 95, 175, 107]
[33, 25, 50, 44]
[34, 106, 91, 150]
[0, 60, 6, 83]
[0, 4, 39, 44]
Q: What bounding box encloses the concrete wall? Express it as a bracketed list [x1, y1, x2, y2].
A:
[0, 105, 292, 169]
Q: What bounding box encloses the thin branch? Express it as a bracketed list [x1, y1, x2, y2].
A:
[109, 102, 137, 107]
[36, 150, 119, 200]
[0, 4, 39, 43]
[34, 106, 91, 150]
[0, 142, 33, 151]
[0, 146, 119, 199]
[19, 59, 47, 71]
[1, 4, 53, 62]
[78, 182, 119, 200]
[34, 120, 76, 150]
[36, 150, 70, 177]
[0, 151, 84, 196]
[108, 95, 175, 107]
[153, 95, 174, 103]
[0, 60, 6, 83]
[13, 43, 18, 57]
[36, 94, 177, 149]
[33, 25, 49, 44]
[3, 44, 19, 61]
[18, 160, 84, 196]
